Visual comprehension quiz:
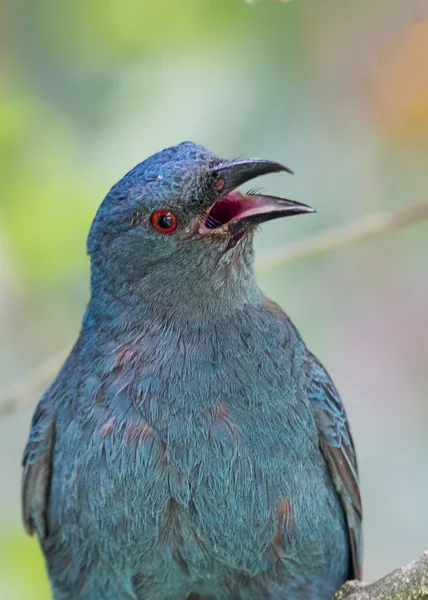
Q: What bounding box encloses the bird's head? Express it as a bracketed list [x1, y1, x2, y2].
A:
[87, 142, 314, 319]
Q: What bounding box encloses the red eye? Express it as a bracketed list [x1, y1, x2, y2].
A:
[151, 210, 178, 233]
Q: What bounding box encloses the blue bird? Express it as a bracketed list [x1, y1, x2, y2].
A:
[22, 142, 362, 600]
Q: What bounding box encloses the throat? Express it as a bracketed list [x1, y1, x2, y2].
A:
[86, 248, 263, 332]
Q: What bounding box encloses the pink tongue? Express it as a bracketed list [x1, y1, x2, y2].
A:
[208, 191, 279, 226]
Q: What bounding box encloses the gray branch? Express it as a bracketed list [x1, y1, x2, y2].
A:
[333, 551, 428, 600]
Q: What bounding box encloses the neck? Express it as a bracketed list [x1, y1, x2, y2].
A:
[84, 241, 264, 334]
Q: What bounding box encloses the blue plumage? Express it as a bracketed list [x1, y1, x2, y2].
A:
[23, 142, 362, 599]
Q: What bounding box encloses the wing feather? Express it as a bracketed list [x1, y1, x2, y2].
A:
[308, 353, 362, 579]
[22, 394, 55, 540]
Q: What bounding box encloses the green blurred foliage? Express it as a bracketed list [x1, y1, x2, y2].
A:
[0, 82, 94, 278]
[0, 532, 49, 599]
[1, 0, 301, 282]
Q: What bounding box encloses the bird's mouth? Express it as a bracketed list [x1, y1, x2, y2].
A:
[201, 158, 315, 234]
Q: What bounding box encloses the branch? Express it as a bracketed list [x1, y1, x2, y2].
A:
[255, 203, 428, 272]
[0, 202, 427, 418]
[0, 352, 66, 417]
[333, 551, 428, 599]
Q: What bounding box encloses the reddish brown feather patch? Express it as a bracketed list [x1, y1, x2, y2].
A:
[271, 496, 293, 561]
[100, 417, 116, 437]
[276, 496, 292, 527]
[125, 420, 153, 443]
[212, 402, 228, 419]
[209, 403, 236, 436]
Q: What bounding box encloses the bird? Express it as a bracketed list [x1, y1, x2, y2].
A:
[22, 141, 362, 600]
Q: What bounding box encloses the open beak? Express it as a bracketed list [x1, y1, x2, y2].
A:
[202, 158, 315, 234]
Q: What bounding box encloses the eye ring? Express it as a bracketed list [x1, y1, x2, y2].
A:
[151, 210, 178, 233]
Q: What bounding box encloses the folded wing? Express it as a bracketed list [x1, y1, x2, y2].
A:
[308, 353, 363, 579]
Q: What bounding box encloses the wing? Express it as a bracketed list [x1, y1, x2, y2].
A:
[307, 353, 362, 580]
[22, 392, 55, 540]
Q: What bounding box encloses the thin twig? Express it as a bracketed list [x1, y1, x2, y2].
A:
[255, 203, 428, 272]
[0, 353, 66, 417]
[0, 202, 427, 418]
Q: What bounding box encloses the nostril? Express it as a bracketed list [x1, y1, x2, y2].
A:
[216, 178, 225, 192]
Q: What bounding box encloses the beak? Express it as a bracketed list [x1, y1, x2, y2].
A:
[202, 158, 315, 233]
[211, 158, 293, 195]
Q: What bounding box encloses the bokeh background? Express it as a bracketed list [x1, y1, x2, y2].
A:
[1, 0, 427, 597]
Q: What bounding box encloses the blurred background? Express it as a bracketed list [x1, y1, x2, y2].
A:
[1, 0, 427, 597]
